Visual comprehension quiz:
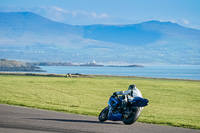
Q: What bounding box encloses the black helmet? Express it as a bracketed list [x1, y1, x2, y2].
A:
[128, 84, 135, 90]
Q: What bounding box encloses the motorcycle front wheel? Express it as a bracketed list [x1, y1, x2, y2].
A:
[122, 107, 141, 125]
[98, 107, 109, 122]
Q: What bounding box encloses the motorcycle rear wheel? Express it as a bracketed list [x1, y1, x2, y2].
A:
[98, 107, 109, 122]
[122, 107, 141, 125]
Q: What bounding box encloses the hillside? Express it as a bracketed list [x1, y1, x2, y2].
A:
[0, 59, 44, 72]
[82, 21, 200, 46]
[0, 12, 199, 64]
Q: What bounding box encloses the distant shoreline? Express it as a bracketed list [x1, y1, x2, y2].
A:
[0, 63, 144, 72]
[31, 62, 144, 68]
[0, 59, 144, 72]
[0, 66, 46, 72]
[0, 72, 199, 82]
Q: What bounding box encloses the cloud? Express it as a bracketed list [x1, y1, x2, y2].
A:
[170, 19, 200, 30]
[0, 5, 110, 25]
[180, 19, 190, 25]
[42, 7, 110, 24]
[31, 6, 110, 24]
[51, 6, 68, 13]
[91, 12, 109, 19]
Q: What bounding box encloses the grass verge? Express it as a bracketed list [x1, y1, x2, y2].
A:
[0, 74, 199, 129]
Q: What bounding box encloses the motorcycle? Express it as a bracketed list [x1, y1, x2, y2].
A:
[98, 94, 149, 125]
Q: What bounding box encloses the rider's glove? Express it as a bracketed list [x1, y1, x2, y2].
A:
[113, 92, 117, 96]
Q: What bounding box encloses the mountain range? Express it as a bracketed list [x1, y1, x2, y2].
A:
[0, 12, 199, 65]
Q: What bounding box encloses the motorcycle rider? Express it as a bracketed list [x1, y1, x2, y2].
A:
[112, 84, 143, 114]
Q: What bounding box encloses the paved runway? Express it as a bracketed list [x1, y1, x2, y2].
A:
[0, 104, 199, 133]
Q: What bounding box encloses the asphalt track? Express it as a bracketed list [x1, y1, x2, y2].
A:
[0, 104, 199, 133]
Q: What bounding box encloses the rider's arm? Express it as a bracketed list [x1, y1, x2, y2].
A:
[123, 90, 131, 95]
[114, 90, 131, 96]
[113, 91, 124, 96]
[116, 91, 124, 95]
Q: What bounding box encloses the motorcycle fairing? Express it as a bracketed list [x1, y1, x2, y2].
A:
[107, 96, 122, 121]
[107, 112, 122, 121]
[131, 97, 149, 107]
[108, 96, 120, 107]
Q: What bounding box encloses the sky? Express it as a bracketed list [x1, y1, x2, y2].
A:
[0, 0, 200, 29]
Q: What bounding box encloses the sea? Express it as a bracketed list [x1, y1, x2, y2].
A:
[39, 65, 200, 80]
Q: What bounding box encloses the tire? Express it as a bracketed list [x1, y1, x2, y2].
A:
[122, 107, 141, 125]
[98, 107, 109, 122]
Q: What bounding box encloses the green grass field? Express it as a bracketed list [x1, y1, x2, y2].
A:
[0, 74, 199, 129]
